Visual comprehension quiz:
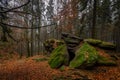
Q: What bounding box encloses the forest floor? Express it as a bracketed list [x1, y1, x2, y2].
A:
[0, 52, 120, 80]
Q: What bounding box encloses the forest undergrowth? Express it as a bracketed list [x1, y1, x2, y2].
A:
[0, 48, 120, 80]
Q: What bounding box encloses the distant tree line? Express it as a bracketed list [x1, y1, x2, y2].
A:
[0, 0, 120, 57]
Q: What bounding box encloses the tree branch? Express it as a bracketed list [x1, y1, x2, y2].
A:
[0, 0, 30, 13]
[0, 22, 56, 29]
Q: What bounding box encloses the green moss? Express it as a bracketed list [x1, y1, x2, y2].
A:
[32, 58, 48, 62]
[44, 39, 65, 53]
[84, 39, 116, 49]
[69, 43, 98, 68]
[84, 39, 102, 45]
[98, 42, 116, 49]
[97, 55, 117, 66]
[48, 45, 69, 69]
[52, 76, 69, 80]
[59, 66, 65, 71]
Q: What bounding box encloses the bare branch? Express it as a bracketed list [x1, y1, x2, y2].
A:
[0, 0, 30, 13]
[0, 22, 56, 29]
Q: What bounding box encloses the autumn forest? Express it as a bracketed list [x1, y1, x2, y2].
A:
[0, 0, 120, 80]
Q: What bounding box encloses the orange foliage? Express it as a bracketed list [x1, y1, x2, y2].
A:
[0, 56, 57, 80]
[54, 0, 80, 33]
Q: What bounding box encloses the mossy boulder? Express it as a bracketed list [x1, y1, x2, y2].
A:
[84, 39, 102, 45]
[98, 41, 116, 49]
[47, 37, 117, 69]
[64, 38, 80, 44]
[48, 44, 69, 69]
[69, 43, 98, 68]
[44, 39, 64, 53]
[97, 55, 117, 66]
[84, 39, 116, 50]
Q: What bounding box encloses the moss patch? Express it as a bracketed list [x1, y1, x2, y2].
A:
[97, 55, 117, 66]
[32, 58, 48, 62]
[69, 43, 98, 68]
[48, 45, 69, 69]
[84, 39, 116, 50]
[98, 41, 116, 49]
[84, 39, 102, 45]
[44, 39, 64, 53]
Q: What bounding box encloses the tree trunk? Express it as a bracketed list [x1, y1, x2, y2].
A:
[91, 0, 97, 38]
[30, 0, 34, 56]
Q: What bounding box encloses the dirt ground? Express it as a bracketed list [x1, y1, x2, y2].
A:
[0, 55, 120, 80]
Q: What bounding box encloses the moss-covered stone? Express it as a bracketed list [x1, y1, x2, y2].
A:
[48, 45, 69, 69]
[47, 37, 117, 69]
[64, 38, 80, 44]
[56, 40, 64, 46]
[98, 41, 116, 49]
[84, 39, 102, 45]
[44, 39, 64, 53]
[97, 55, 117, 66]
[84, 39, 116, 50]
[69, 43, 98, 68]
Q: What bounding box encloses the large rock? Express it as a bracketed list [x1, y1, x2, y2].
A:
[84, 38, 116, 50]
[98, 41, 116, 50]
[61, 33, 83, 62]
[48, 45, 69, 68]
[69, 43, 98, 68]
[44, 39, 64, 53]
[47, 33, 117, 69]
[97, 55, 117, 66]
[84, 39, 102, 45]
